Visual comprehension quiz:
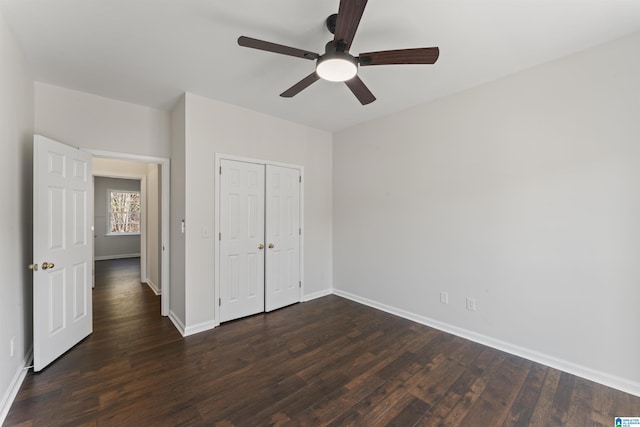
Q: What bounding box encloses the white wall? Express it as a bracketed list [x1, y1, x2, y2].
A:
[147, 163, 161, 291]
[181, 93, 332, 330]
[0, 8, 34, 422]
[169, 96, 186, 324]
[93, 177, 141, 259]
[35, 82, 171, 158]
[333, 32, 640, 395]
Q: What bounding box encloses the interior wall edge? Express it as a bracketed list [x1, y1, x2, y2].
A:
[145, 279, 161, 296]
[332, 288, 640, 398]
[168, 310, 186, 337]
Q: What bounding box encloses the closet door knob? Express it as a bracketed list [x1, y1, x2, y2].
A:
[258, 243, 264, 250]
[268, 243, 275, 249]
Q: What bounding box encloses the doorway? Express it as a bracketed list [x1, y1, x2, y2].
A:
[215, 155, 304, 324]
[85, 148, 170, 316]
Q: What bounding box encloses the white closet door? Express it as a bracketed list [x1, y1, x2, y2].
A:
[265, 165, 301, 312]
[219, 160, 265, 322]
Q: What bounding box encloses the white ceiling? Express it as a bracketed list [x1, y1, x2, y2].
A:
[2, 0, 640, 131]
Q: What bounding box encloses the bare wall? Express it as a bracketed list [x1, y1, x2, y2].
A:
[333, 32, 640, 394]
[0, 7, 33, 421]
[35, 82, 170, 158]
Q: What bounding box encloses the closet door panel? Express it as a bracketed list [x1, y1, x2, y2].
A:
[219, 160, 265, 322]
[265, 165, 301, 312]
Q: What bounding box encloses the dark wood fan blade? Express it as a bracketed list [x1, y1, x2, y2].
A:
[359, 47, 440, 66]
[345, 75, 376, 105]
[280, 72, 321, 98]
[238, 36, 319, 60]
[334, 0, 368, 51]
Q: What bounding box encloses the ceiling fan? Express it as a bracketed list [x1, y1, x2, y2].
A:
[237, 0, 439, 105]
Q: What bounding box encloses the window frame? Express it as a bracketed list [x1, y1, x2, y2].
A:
[106, 188, 141, 236]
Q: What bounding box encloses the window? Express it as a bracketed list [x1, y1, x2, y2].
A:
[107, 189, 140, 235]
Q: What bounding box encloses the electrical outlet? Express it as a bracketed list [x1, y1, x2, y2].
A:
[466, 297, 476, 312]
[10, 337, 15, 357]
[440, 291, 449, 304]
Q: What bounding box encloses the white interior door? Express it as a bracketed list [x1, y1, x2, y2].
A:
[219, 160, 265, 322]
[32, 135, 93, 371]
[265, 165, 301, 312]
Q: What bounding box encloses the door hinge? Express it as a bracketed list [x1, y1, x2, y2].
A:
[219, 166, 222, 175]
[299, 175, 301, 183]
[219, 297, 221, 306]
[219, 232, 222, 241]
[299, 281, 301, 288]
[299, 228, 301, 236]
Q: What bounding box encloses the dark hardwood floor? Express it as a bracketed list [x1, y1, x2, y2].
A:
[5, 258, 639, 426]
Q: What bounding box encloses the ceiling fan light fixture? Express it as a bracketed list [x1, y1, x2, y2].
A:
[316, 53, 357, 82]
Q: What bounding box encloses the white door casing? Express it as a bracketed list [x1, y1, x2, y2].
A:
[33, 135, 93, 371]
[219, 160, 266, 322]
[265, 165, 301, 312]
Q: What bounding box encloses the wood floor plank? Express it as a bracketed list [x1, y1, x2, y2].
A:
[455, 355, 531, 426]
[565, 377, 594, 427]
[5, 258, 640, 426]
[386, 395, 431, 427]
[528, 367, 563, 426]
[415, 349, 505, 427]
[549, 371, 578, 426]
[502, 362, 548, 427]
[325, 366, 421, 426]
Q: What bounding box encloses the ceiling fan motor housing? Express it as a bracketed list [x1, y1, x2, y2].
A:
[316, 41, 358, 82]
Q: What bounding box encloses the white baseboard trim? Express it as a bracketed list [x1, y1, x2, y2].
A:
[302, 288, 333, 302]
[0, 347, 33, 426]
[94, 253, 141, 261]
[168, 310, 186, 336]
[168, 311, 218, 337]
[145, 279, 161, 295]
[332, 288, 640, 397]
[184, 320, 218, 337]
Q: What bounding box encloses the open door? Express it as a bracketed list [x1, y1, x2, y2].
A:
[31, 135, 93, 371]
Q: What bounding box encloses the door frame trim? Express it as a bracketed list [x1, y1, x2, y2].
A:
[214, 153, 304, 326]
[83, 148, 171, 317]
